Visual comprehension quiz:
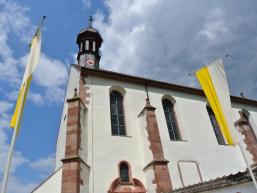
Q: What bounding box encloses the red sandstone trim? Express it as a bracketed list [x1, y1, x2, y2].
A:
[108, 178, 146, 193]
[61, 96, 85, 193]
[235, 111, 257, 164]
[142, 99, 173, 193]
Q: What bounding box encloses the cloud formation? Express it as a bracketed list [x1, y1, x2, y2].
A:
[0, 0, 66, 192]
[0, 0, 68, 105]
[94, 0, 257, 99]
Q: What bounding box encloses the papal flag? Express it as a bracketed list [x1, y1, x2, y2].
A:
[196, 59, 238, 145]
[10, 29, 41, 132]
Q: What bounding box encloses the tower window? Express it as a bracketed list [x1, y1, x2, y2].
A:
[162, 99, 180, 140]
[80, 42, 83, 52]
[206, 106, 226, 145]
[93, 41, 96, 51]
[110, 91, 126, 136]
[85, 40, 89, 50]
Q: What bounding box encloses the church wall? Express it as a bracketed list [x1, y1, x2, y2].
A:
[84, 75, 149, 193]
[55, 72, 257, 192]
[148, 87, 257, 189]
[55, 66, 81, 169]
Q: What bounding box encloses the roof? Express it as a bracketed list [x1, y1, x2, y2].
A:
[79, 27, 98, 33]
[169, 167, 257, 193]
[74, 65, 257, 108]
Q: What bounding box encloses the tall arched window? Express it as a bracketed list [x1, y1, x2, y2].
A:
[162, 99, 180, 140]
[119, 162, 129, 183]
[110, 91, 126, 136]
[206, 106, 225, 145]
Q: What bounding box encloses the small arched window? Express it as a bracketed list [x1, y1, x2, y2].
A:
[85, 40, 89, 50]
[206, 106, 225, 145]
[93, 41, 96, 51]
[162, 99, 180, 140]
[119, 162, 129, 182]
[110, 91, 126, 136]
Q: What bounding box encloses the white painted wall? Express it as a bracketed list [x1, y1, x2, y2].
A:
[85, 76, 148, 193]
[178, 161, 201, 186]
[55, 66, 80, 169]
[32, 168, 62, 193]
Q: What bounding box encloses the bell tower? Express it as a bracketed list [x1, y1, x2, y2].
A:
[76, 16, 103, 69]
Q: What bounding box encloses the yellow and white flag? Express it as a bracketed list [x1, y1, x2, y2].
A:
[10, 29, 41, 132]
[196, 59, 238, 145]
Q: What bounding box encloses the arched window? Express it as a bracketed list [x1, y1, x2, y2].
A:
[93, 41, 96, 51]
[119, 162, 129, 183]
[110, 91, 126, 136]
[85, 40, 89, 50]
[206, 106, 225, 145]
[162, 99, 180, 140]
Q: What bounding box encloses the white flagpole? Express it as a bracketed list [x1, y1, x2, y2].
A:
[1, 81, 26, 193]
[0, 16, 45, 193]
[1, 120, 19, 193]
[238, 142, 257, 190]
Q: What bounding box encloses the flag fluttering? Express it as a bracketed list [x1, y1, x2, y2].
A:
[196, 59, 238, 145]
[10, 29, 41, 132]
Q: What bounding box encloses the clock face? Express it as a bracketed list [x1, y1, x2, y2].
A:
[86, 59, 95, 66]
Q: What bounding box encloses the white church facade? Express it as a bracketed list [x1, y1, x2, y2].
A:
[32, 18, 257, 193]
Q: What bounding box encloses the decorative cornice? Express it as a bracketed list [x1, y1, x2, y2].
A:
[61, 156, 90, 168]
[143, 159, 170, 171]
[66, 96, 87, 109]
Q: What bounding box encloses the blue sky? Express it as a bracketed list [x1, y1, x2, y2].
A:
[0, 0, 107, 192]
[1, 0, 257, 192]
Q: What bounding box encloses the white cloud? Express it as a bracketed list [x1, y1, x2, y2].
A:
[6, 175, 37, 193]
[0, 101, 13, 128]
[28, 154, 55, 174]
[81, 0, 91, 8]
[94, 0, 257, 99]
[28, 91, 44, 105]
[20, 53, 68, 103]
[0, 0, 68, 106]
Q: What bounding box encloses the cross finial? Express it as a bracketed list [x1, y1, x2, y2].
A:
[89, 15, 93, 28]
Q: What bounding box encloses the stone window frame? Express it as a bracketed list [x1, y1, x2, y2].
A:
[109, 86, 127, 136]
[161, 95, 182, 141]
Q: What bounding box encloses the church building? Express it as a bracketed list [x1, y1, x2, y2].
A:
[31, 17, 257, 193]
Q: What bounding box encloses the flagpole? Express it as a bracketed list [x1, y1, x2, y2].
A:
[1, 80, 27, 193]
[0, 16, 45, 193]
[0, 120, 19, 193]
[238, 142, 257, 190]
